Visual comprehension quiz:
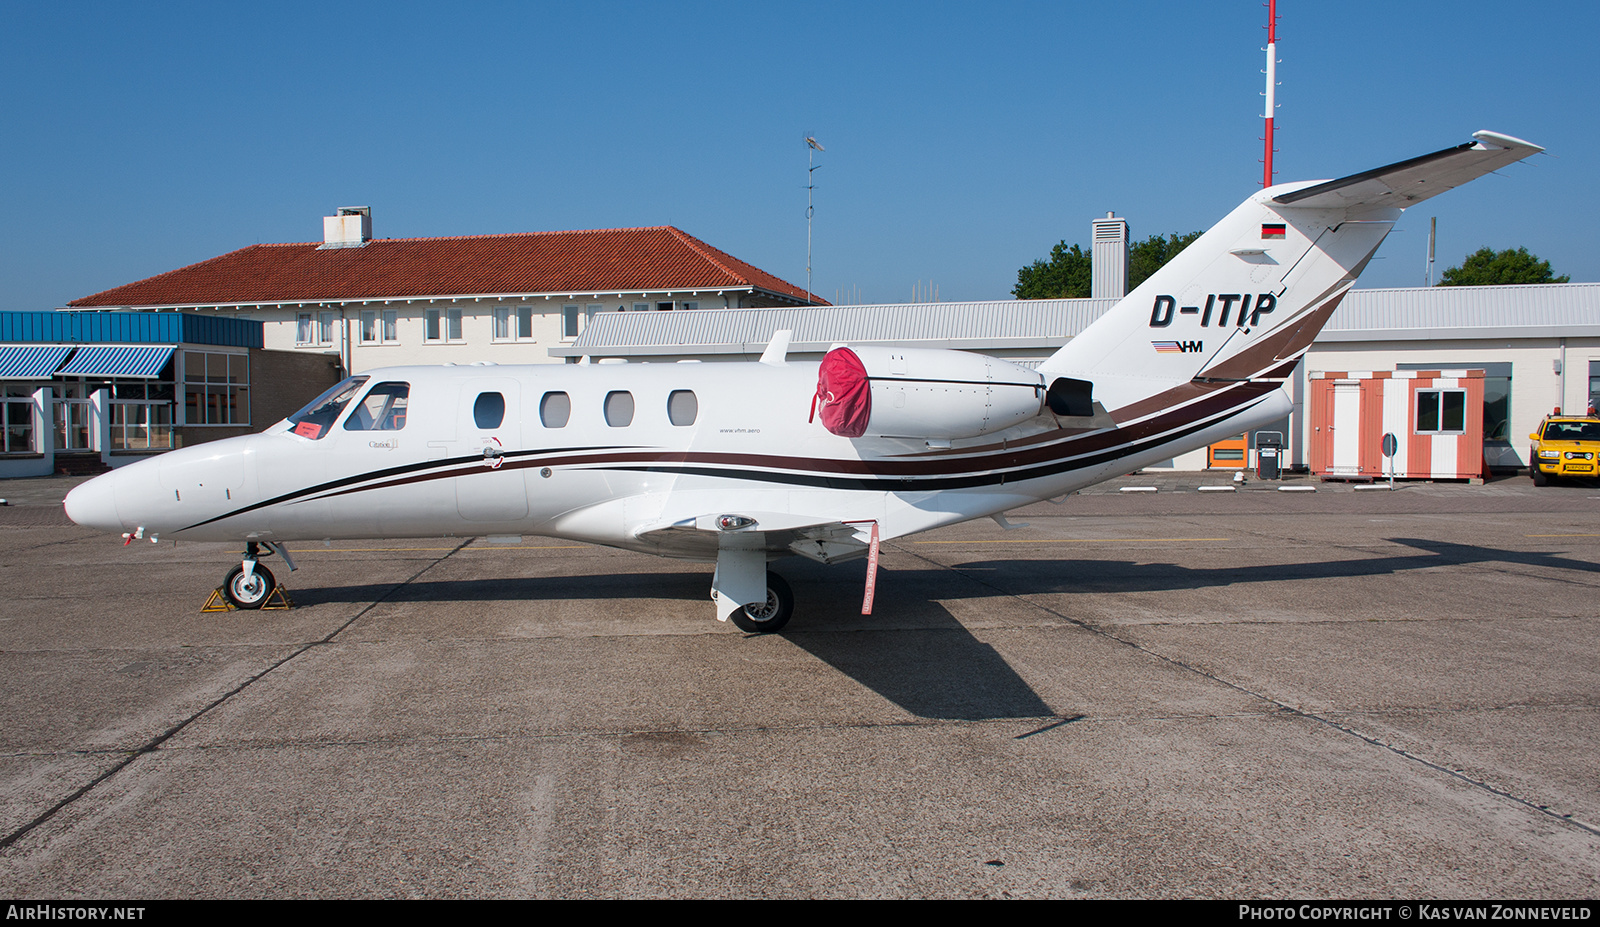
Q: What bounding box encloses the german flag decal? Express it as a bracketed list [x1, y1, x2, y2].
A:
[1262, 223, 1287, 239]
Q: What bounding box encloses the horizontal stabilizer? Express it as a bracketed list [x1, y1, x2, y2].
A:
[1272, 130, 1543, 210]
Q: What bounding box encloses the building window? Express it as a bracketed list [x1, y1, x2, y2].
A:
[681, 301, 699, 311]
[1401, 362, 1510, 443]
[657, 302, 673, 311]
[1, 387, 35, 454]
[296, 313, 313, 345]
[317, 311, 335, 345]
[1415, 389, 1467, 435]
[1589, 360, 1599, 414]
[562, 305, 580, 339]
[184, 352, 250, 426]
[493, 307, 537, 342]
[631, 302, 651, 313]
[110, 378, 176, 450]
[667, 390, 698, 426]
[358, 310, 398, 344]
[425, 308, 464, 343]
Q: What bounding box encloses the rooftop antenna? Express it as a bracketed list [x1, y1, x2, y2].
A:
[1261, 0, 1279, 187]
[806, 136, 824, 303]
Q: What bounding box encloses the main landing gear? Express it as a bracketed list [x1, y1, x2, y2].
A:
[712, 548, 794, 633]
[729, 572, 794, 634]
[213, 541, 297, 610]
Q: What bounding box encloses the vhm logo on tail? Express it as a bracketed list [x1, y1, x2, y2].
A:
[1151, 340, 1203, 354]
[1149, 293, 1276, 328]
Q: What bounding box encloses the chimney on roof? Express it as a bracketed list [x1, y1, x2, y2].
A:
[320, 206, 372, 249]
[1091, 212, 1128, 299]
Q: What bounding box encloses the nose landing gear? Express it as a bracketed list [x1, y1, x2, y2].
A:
[204, 541, 297, 611]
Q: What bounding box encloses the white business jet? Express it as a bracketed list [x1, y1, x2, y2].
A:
[65, 131, 1543, 631]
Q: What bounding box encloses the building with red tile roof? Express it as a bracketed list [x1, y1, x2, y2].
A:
[65, 212, 826, 371]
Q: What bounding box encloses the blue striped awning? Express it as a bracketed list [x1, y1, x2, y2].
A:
[0, 345, 72, 379]
[55, 345, 176, 378]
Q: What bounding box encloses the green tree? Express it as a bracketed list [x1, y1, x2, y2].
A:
[1013, 241, 1091, 299]
[1129, 231, 1202, 290]
[1013, 230, 1202, 299]
[1437, 246, 1569, 286]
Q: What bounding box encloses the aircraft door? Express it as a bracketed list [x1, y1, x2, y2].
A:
[455, 379, 528, 522]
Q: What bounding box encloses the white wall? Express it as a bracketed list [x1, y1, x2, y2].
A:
[228, 292, 740, 373]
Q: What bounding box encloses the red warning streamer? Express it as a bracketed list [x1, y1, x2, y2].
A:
[861, 521, 880, 615]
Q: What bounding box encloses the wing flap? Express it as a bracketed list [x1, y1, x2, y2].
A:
[634, 513, 871, 564]
[1273, 130, 1543, 210]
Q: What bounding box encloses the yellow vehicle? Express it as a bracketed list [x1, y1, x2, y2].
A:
[1529, 413, 1600, 485]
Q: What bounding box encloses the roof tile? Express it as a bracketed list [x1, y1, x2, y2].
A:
[70, 226, 826, 308]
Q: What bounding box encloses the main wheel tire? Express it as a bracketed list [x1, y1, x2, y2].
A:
[223, 563, 276, 609]
[730, 571, 794, 634]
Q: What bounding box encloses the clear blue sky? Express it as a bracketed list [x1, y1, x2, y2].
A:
[3, 1, 1595, 309]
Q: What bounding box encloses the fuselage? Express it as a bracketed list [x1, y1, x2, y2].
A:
[62, 357, 1291, 557]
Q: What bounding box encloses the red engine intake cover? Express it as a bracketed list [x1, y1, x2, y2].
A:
[815, 347, 871, 438]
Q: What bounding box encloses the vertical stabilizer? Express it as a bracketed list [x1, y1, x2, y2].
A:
[1038, 131, 1543, 417]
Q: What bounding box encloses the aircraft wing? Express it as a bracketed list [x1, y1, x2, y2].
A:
[634, 512, 872, 565]
[1272, 130, 1543, 210]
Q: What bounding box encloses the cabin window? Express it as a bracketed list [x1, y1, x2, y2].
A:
[540, 391, 571, 428]
[667, 390, 698, 426]
[473, 392, 506, 430]
[344, 382, 410, 431]
[287, 377, 368, 440]
[604, 391, 634, 427]
[1415, 389, 1467, 434]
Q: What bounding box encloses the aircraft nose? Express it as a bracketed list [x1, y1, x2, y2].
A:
[63, 472, 125, 533]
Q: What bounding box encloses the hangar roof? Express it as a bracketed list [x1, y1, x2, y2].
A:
[67, 227, 825, 309]
[554, 283, 1600, 357]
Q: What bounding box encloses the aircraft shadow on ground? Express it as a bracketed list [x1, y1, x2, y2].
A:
[280, 536, 1593, 723]
[290, 563, 1056, 723]
[941, 536, 1599, 596]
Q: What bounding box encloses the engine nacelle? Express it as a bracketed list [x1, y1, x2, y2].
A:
[814, 346, 1046, 440]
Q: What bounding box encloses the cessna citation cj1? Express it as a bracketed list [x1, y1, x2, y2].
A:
[65, 131, 1543, 632]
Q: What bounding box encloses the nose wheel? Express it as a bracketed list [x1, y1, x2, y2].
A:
[222, 563, 277, 609]
[204, 541, 296, 611]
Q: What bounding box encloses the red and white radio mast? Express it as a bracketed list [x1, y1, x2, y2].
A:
[1262, 0, 1279, 188]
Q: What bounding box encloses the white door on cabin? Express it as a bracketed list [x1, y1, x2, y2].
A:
[1329, 382, 1362, 475]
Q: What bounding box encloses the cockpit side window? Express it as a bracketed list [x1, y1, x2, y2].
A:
[343, 382, 411, 431]
[287, 376, 369, 440]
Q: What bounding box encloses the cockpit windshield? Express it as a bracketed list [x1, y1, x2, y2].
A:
[286, 376, 368, 440]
